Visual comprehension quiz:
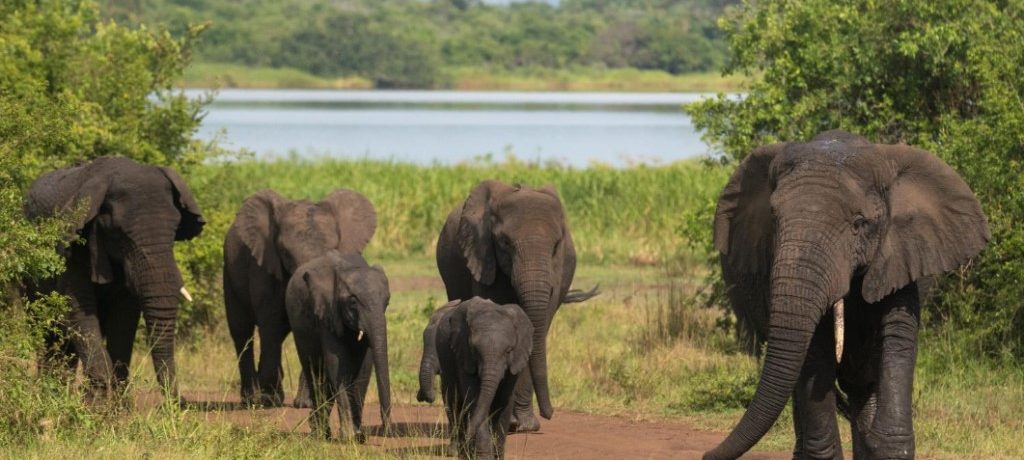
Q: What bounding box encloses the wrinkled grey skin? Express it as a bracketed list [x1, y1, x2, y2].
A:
[435, 298, 533, 460]
[705, 131, 989, 460]
[436, 180, 597, 432]
[417, 300, 460, 405]
[24, 156, 204, 403]
[285, 250, 391, 441]
[223, 188, 375, 407]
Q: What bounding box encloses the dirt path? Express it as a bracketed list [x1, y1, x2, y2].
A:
[174, 392, 787, 459]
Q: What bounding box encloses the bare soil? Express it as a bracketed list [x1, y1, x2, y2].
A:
[172, 392, 787, 459]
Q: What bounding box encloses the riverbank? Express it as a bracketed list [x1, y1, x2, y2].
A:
[181, 62, 749, 93]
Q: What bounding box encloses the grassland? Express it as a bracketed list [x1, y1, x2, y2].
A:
[4, 159, 1022, 459]
[180, 62, 749, 92]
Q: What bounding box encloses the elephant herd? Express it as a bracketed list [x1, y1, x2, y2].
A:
[23, 130, 990, 460]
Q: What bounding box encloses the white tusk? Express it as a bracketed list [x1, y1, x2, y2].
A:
[357, 330, 364, 342]
[834, 298, 845, 363]
[179, 286, 193, 303]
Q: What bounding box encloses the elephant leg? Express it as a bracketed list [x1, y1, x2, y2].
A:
[40, 323, 78, 383]
[440, 374, 460, 456]
[490, 377, 517, 460]
[341, 342, 371, 442]
[100, 283, 141, 393]
[510, 367, 540, 433]
[61, 262, 115, 403]
[792, 316, 842, 460]
[295, 333, 331, 439]
[321, 330, 355, 441]
[292, 368, 313, 408]
[225, 275, 258, 405]
[256, 321, 288, 407]
[863, 286, 920, 459]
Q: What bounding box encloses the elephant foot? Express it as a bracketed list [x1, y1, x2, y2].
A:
[291, 394, 314, 409]
[509, 410, 541, 433]
[257, 392, 285, 408]
[354, 429, 367, 444]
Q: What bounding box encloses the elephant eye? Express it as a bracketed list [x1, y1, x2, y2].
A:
[852, 214, 868, 233]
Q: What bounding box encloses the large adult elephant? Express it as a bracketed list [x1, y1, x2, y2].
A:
[25, 156, 205, 403]
[704, 131, 989, 460]
[436, 180, 597, 432]
[222, 188, 376, 406]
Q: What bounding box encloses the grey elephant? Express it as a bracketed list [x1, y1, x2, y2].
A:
[285, 250, 391, 441]
[434, 297, 533, 460]
[417, 300, 460, 405]
[24, 156, 204, 403]
[704, 131, 989, 460]
[223, 188, 375, 407]
[436, 180, 598, 432]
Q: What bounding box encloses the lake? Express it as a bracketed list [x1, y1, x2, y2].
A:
[188, 89, 719, 167]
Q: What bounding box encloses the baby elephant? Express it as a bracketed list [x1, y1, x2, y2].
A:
[434, 297, 533, 460]
[285, 250, 391, 441]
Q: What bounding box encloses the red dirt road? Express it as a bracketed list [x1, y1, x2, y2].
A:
[178, 392, 787, 459]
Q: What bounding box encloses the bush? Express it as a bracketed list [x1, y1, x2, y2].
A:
[685, 0, 1024, 357]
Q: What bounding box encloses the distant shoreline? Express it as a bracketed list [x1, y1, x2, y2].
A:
[180, 62, 749, 93]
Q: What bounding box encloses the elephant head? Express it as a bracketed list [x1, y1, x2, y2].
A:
[458, 180, 575, 419]
[25, 156, 204, 391]
[297, 251, 392, 426]
[236, 188, 376, 280]
[705, 130, 989, 459]
[447, 298, 533, 442]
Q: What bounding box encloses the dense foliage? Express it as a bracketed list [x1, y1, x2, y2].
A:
[100, 0, 733, 88]
[686, 0, 1024, 358]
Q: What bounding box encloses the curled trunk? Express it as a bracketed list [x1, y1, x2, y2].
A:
[705, 240, 837, 460]
[417, 327, 439, 403]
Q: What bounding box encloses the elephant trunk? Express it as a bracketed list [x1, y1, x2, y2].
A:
[513, 244, 555, 419]
[705, 236, 840, 460]
[417, 327, 439, 403]
[467, 366, 503, 443]
[369, 312, 392, 427]
[126, 238, 184, 399]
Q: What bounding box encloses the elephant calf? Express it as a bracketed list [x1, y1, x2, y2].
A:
[435, 297, 533, 460]
[285, 250, 391, 441]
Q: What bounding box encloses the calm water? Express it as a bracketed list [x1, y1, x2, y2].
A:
[189, 89, 718, 167]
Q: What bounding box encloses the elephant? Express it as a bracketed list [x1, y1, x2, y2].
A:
[417, 300, 460, 405]
[24, 156, 204, 403]
[434, 297, 533, 460]
[284, 250, 391, 441]
[222, 188, 375, 407]
[435, 180, 598, 432]
[704, 130, 989, 460]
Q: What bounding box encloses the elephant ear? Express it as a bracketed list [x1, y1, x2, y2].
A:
[458, 181, 514, 285]
[862, 145, 990, 303]
[158, 167, 205, 241]
[713, 144, 784, 352]
[320, 189, 377, 254]
[447, 305, 475, 375]
[239, 189, 286, 281]
[65, 176, 114, 284]
[503, 303, 533, 375]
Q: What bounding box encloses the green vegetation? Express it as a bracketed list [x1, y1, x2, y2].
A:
[2, 0, 1023, 458]
[102, 0, 736, 89]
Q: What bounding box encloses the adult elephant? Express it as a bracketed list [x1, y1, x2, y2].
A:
[223, 188, 376, 406]
[436, 180, 598, 432]
[704, 131, 989, 460]
[25, 156, 204, 403]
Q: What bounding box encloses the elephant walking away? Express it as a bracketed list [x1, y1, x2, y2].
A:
[285, 250, 391, 441]
[434, 297, 533, 460]
[223, 188, 376, 407]
[704, 130, 989, 460]
[24, 156, 205, 404]
[435, 180, 598, 432]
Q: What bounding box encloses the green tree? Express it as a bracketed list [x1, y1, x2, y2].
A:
[686, 0, 1024, 357]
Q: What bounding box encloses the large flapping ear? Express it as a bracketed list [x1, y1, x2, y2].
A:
[862, 145, 990, 303]
[158, 167, 206, 241]
[447, 305, 475, 375]
[713, 144, 784, 351]
[458, 181, 514, 285]
[503, 303, 533, 375]
[238, 189, 286, 281]
[320, 189, 377, 254]
[64, 176, 110, 235]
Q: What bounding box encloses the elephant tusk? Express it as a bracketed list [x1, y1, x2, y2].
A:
[179, 286, 193, 303]
[834, 298, 845, 363]
[357, 330, 364, 342]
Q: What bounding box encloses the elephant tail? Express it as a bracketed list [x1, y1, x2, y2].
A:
[563, 285, 600, 304]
